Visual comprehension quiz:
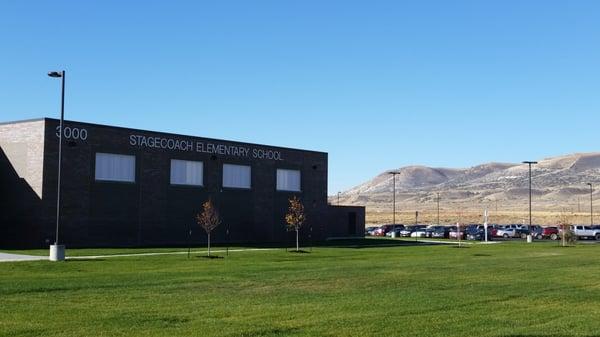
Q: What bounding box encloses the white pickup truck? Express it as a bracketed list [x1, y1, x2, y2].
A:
[570, 225, 600, 240]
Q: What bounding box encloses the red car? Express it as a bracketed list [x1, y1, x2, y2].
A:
[373, 224, 395, 236]
[538, 226, 559, 240]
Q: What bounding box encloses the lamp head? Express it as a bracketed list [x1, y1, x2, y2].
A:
[47, 71, 62, 78]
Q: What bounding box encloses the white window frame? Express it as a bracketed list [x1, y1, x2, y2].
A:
[94, 152, 136, 183]
[222, 164, 251, 189]
[276, 169, 301, 192]
[170, 159, 204, 186]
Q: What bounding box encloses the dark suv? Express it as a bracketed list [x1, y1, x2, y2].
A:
[426, 226, 448, 238]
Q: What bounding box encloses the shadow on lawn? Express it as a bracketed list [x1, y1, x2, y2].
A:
[319, 239, 445, 249]
[287, 249, 311, 253]
[66, 258, 106, 262]
[506, 335, 595, 337]
[197, 255, 224, 259]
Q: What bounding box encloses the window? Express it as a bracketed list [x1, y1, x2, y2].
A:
[222, 164, 251, 189]
[170, 159, 203, 186]
[95, 153, 135, 182]
[276, 169, 301, 191]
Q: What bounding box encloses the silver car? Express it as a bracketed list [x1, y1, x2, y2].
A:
[496, 228, 518, 238]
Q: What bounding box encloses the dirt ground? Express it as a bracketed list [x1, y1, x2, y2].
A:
[366, 209, 594, 226]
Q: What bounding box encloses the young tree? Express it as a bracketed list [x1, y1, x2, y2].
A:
[196, 199, 221, 257]
[558, 212, 576, 247]
[285, 196, 306, 252]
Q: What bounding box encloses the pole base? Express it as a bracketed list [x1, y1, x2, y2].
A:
[49, 244, 65, 261]
[526, 235, 533, 243]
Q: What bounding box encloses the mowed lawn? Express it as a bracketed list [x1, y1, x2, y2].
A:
[1, 240, 600, 337]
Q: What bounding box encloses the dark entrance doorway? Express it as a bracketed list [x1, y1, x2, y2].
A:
[348, 212, 357, 235]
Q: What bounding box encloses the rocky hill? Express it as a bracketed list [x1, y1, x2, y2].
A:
[333, 153, 600, 213]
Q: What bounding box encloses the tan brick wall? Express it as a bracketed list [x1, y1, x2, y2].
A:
[0, 119, 45, 198]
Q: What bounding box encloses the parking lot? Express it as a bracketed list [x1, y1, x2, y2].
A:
[365, 223, 600, 243]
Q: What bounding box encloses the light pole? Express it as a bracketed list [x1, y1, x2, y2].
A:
[388, 171, 400, 229]
[436, 193, 440, 225]
[48, 70, 66, 261]
[522, 161, 537, 242]
[587, 183, 593, 226]
[337, 191, 341, 206]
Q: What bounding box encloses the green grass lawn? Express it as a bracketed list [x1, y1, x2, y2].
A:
[1, 239, 599, 337]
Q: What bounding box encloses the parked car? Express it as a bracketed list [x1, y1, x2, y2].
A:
[465, 225, 493, 241]
[385, 225, 406, 237]
[503, 224, 524, 230]
[426, 226, 447, 238]
[430, 226, 450, 238]
[372, 227, 385, 236]
[373, 224, 395, 236]
[538, 226, 559, 240]
[570, 225, 600, 240]
[365, 226, 379, 236]
[466, 227, 483, 240]
[448, 226, 466, 240]
[400, 225, 426, 237]
[516, 225, 543, 239]
[486, 224, 501, 237]
[496, 228, 518, 238]
[410, 227, 427, 238]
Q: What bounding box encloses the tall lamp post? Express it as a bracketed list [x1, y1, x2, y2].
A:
[522, 161, 537, 243]
[436, 193, 440, 225]
[587, 183, 593, 226]
[389, 171, 400, 232]
[48, 70, 66, 261]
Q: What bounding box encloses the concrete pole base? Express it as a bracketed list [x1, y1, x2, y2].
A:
[526, 235, 533, 243]
[49, 244, 65, 261]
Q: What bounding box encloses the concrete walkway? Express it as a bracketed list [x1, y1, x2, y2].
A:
[0, 252, 47, 262]
[67, 248, 276, 260]
[0, 248, 276, 263]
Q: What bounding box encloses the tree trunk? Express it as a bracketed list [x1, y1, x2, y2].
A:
[296, 228, 299, 252]
[208, 232, 211, 256]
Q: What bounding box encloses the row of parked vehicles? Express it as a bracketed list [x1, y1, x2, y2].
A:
[365, 224, 600, 241]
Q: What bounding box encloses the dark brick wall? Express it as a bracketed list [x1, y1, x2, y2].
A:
[0, 118, 365, 248]
[326, 205, 366, 238]
[39, 118, 331, 247]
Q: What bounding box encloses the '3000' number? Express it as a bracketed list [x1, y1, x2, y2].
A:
[55, 126, 88, 140]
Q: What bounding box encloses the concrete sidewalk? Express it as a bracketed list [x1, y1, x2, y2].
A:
[0, 252, 47, 262]
[66, 248, 276, 260]
[0, 248, 276, 262]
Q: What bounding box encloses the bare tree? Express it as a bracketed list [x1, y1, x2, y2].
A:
[196, 199, 221, 257]
[558, 211, 576, 247]
[285, 196, 306, 252]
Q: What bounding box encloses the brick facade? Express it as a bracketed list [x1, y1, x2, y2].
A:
[0, 118, 364, 248]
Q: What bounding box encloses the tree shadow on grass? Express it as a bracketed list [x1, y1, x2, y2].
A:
[505, 335, 595, 337]
[320, 238, 446, 249]
[287, 249, 311, 254]
[197, 255, 224, 259]
[66, 258, 106, 262]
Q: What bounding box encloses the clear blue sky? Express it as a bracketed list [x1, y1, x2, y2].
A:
[1, 1, 599, 194]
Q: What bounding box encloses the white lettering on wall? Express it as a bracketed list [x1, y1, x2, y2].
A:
[129, 134, 283, 161]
